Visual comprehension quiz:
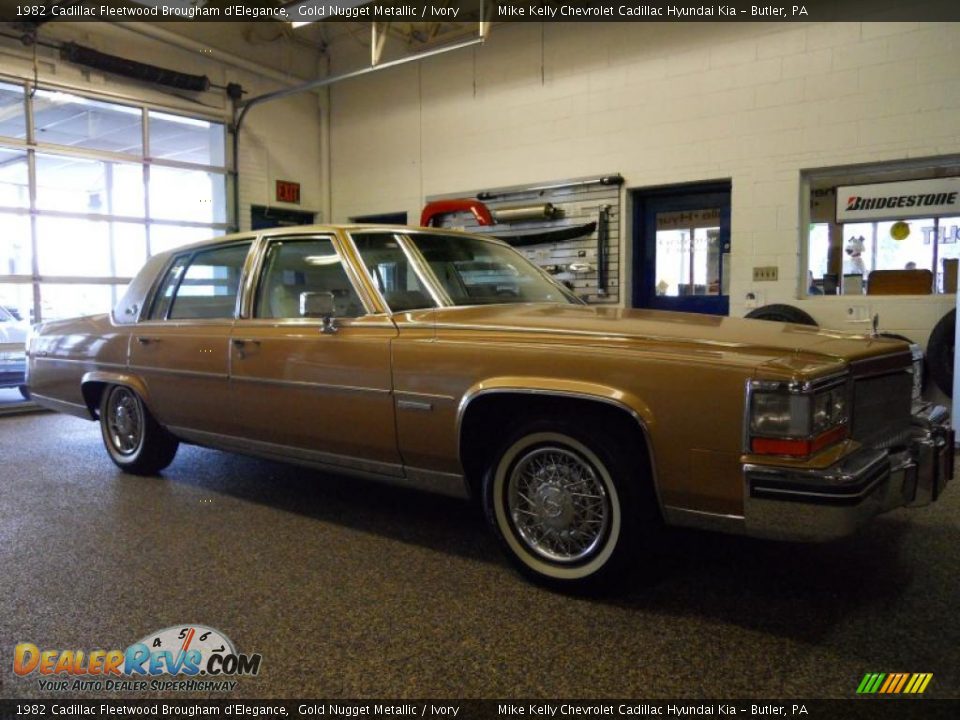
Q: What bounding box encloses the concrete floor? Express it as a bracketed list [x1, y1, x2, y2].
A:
[1, 413, 959, 700]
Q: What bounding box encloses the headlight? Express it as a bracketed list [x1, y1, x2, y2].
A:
[749, 378, 851, 457]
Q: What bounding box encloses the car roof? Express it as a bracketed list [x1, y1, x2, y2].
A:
[148, 224, 508, 262]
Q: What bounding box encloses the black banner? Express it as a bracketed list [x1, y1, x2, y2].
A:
[1, 0, 960, 24]
[1, 700, 959, 720]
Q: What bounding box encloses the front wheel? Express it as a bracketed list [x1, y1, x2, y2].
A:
[99, 385, 179, 475]
[483, 423, 654, 590]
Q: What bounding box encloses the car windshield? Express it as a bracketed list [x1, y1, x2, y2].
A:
[350, 231, 580, 310]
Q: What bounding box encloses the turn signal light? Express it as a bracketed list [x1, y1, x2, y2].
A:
[751, 425, 849, 457]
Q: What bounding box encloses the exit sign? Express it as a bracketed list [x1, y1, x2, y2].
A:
[276, 180, 300, 204]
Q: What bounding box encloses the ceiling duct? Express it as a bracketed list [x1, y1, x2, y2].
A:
[59, 42, 211, 92]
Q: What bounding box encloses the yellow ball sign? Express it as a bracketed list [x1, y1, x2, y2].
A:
[890, 221, 910, 241]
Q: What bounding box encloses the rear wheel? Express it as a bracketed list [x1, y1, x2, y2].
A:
[483, 421, 655, 590]
[99, 385, 178, 474]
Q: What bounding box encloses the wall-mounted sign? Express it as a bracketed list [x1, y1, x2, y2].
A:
[837, 177, 960, 222]
[276, 180, 301, 205]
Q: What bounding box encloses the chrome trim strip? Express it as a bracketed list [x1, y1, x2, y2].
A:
[455, 387, 664, 517]
[168, 427, 469, 499]
[33, 357, 126, 370]
[128, 365, 227, 380]
[395, 390, 456, 401]
[229, 375, 391, 395]
[170, 426, 404, 477]
[238, 233, 266, 319]
[228, 317, 396, 330]
[662, 506, 745, 534]
[394, 233, 453, 308]
[396, 399, 433, 411]
[30, 393, 92, 420]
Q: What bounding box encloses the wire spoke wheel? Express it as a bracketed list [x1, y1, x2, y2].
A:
[105, 387, 144, 456]
[508, 446, 611, 563]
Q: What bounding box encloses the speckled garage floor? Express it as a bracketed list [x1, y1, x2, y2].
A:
[1, 412, 958, 700]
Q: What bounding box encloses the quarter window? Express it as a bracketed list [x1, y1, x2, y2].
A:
[255, 238, 364, 319]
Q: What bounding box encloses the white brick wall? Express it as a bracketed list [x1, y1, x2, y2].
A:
[328, 21, 960, 345]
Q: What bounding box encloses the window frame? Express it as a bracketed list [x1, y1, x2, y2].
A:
[802, 160, 960, 298]
[252, 235, 369, 321]
[146, 241, 253, 322]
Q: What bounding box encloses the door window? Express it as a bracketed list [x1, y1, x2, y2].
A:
[254, 238, 364, 319]
[149, 243, 250, 320]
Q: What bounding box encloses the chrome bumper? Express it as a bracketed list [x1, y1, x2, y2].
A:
[743, 404, 954, 541]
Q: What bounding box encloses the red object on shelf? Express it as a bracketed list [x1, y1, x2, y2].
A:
[420, 199, 494, 228]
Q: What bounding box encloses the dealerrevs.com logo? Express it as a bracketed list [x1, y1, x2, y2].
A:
[13, 624, 262, 692]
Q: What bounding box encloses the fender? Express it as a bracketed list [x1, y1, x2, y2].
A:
[455, 376, 662, 510]
[80, 371, 153, 419]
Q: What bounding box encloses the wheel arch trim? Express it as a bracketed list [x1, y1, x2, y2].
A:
[81, 371, 152, 419]
[455, 379, 663, 514]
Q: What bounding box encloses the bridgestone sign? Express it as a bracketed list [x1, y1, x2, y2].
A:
[836, 178, 960, 222]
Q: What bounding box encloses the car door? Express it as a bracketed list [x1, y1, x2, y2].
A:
[228, 233, 401, 475]
[128, 241, 253, 437]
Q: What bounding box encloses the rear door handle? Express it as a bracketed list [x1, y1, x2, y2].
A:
[136, 336, 159, 344]
[232, 339, 261, 347]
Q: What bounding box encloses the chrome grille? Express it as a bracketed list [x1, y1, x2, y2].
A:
[852, 370, 913, 449]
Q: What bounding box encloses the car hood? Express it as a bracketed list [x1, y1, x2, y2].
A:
[425, 304, 910, 379]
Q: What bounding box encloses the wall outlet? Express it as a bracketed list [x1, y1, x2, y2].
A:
[752, 266, 779, 282]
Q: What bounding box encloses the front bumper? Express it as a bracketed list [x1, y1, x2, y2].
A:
[744, 404, 954, 541]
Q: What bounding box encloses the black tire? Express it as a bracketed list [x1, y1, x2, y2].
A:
[744, 303, 818, 326]
[927, 310, 955, 398]
[482, 419, 658, 591]
[18, 385, 30, 400]
[99, 385, 179, 474]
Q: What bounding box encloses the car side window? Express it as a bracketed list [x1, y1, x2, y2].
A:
[162, 243, 251, 320]
[351, 233, 436, 312]
[254, 238, 364, 319]
[148, 256, 189, 320]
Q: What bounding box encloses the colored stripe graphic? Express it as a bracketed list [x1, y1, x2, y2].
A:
[857, 673, 933, 694]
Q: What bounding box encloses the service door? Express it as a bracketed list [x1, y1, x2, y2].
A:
[129, 242, 252, 437]
[229, 234, 401, 475]
[632, 184, 731, 315]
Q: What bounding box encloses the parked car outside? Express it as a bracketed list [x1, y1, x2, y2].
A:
[26, 226, 955, 589]
[0, 304, 29, 399]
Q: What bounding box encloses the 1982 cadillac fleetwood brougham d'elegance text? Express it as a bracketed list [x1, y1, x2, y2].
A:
[27, 226, 955, 588]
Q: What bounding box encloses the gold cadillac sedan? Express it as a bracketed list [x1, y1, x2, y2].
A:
[27, 226, 955, 588]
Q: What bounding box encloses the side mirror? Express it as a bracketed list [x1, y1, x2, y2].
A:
[300, 291, 337, 334]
